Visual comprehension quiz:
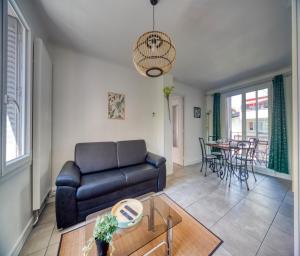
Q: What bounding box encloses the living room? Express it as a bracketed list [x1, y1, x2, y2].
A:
[0, 0, 299, 255]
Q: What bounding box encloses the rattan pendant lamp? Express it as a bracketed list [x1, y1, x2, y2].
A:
[133, 0, 176, 78]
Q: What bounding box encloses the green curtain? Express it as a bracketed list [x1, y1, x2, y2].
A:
[213, 93, 221, 140]
[268, 75, 289, 174]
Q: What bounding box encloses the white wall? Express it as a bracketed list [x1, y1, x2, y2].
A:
[0, 1, 50, 255]
[50, 46, 206, 182]
[50, 45, 165, 185]
[173, 80, 206, 166]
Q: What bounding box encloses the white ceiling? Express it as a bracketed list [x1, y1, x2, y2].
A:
[34, 0, 291, 90]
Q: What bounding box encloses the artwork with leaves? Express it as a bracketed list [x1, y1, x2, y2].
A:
[108, 92, 125, 119]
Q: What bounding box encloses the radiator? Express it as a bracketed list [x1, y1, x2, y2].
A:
[32, 38, 53, 210]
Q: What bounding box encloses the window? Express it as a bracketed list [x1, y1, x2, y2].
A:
[1, 0, 31, 176]
[227, 87, 269, 141]
[6, 4, 26, 162]
[228, 94, 242, 140]
[248, 121, 254, 131]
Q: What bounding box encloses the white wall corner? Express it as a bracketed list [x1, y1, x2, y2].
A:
[163, 74, 174, 175]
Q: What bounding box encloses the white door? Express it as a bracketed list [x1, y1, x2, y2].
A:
[171, 95, 184, 166]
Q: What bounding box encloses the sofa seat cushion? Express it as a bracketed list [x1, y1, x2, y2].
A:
[120, 164, 158, 186]
[77, 170, 126, 201]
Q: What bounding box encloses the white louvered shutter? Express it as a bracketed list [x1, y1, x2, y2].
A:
[6, 15, 23, 161]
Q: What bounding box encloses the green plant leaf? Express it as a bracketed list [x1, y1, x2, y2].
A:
[93, 213, 118, 243]
[163, 86, 175, 98]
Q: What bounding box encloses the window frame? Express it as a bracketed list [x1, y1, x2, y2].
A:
[224, 83, 272, 141]
[1, 0, 32, 177]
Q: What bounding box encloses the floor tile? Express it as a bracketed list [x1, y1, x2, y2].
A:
[20, 223, 54, 255]
[20, 163, 293, 256]
[219, 208, 271, 242]
[37, 203, 56, 226]
[284, 190, 294, 205]
[272, 212, 293, 236]
[213, 245, 233, 256]
[278, 201, 294, 219]
[246, 191, 281, 212]
[22, 248, 46, 256]
[257, 243, 284, 256]
[49, 227, 62, 245]
[45, 243, 59, 256]
[230, 199, 277, 225]
[262, 225, 294, 256]
[212, 220, 261, 256]
[186, 201, 223, 228]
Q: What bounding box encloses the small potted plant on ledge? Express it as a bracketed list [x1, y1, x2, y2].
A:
[83, 213, 118, 256]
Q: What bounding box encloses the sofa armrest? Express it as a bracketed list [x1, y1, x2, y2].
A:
[56, 161, 81, 188]
[146, 152, 166, 167]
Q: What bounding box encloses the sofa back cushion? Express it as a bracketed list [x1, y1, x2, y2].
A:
[75, 142, 117, 174]
[117, 140, 147, 167]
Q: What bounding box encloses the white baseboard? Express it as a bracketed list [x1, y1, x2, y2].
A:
[166, 163, 173, 175]
[254, 166, 292, 180]
[46, 186, 56, 204]
[9, 216, 34, 256]
[184, 160, 201, 166]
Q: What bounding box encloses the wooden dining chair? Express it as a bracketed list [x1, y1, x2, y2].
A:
[199, 138, 217, 176]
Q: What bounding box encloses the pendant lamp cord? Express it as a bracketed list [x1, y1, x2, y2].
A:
[152, 5, 155, 31]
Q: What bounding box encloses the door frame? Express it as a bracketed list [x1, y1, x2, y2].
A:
[170, 94, 184, 166]
[292, 0, 300, 253]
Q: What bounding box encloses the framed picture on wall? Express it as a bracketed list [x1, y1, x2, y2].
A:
[108, 92, 125, 119]
[194, 107, 201, 118]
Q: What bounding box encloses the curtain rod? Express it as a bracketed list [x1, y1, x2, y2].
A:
[206, 67, 292, 96]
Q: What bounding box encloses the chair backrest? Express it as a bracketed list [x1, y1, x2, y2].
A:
[208, 135, 217, 142]
[249, 138, 259, 158]
[257, 139, 269, 160]
[236, 141, 251, 163]
[229, 140, 239, 148]
[234, 134, 243, 140]
[199, 138, 207, 158]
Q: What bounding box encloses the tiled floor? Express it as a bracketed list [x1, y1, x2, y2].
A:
[20, 164, 294, 256]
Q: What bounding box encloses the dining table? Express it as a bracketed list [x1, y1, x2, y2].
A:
[205, 141, 250, 178]
[205, 142, 231, 179]
[206, 141, 238, 150]
[205, 140, 255, 186]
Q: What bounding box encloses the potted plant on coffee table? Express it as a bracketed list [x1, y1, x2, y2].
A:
[83, 213, 118, 256]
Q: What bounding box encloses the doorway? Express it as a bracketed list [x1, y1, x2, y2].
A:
[171, 95, 184, 166]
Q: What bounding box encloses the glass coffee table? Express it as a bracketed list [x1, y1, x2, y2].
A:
[85, 194, 182, 256]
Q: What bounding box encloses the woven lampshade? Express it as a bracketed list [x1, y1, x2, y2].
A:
[133, 30, 176, 77]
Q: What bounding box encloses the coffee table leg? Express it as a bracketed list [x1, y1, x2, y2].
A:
[148, 196, 155, 231]
[143, 216, 173, 256]
[167, 216, 173, 256]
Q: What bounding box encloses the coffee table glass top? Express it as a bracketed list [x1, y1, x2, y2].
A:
[85, 194, 182, 256]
